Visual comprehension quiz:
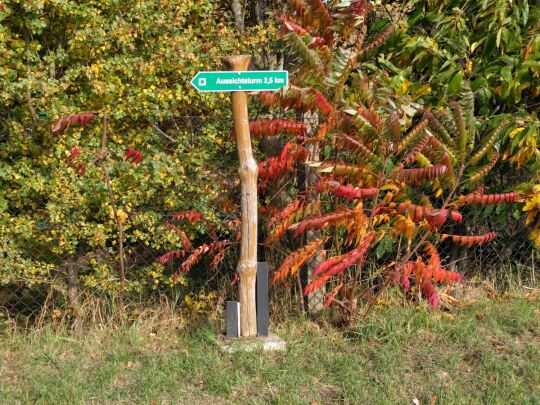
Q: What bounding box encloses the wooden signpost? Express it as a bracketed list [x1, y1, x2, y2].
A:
[192, 56, 288, 338]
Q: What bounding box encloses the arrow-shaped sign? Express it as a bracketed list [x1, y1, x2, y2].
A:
[191, 71, 288, 93]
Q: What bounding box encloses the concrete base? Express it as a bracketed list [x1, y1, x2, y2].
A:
[217, 332, 286, 353]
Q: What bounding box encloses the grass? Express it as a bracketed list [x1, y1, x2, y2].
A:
[1, 295, 539, 404]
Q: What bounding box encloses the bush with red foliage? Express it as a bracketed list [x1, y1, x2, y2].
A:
[229, 0, 520, 320]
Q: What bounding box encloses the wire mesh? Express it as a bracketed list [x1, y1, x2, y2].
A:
[1, 113, 538, 324]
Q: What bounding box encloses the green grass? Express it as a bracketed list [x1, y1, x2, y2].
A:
[1, 296, 539, 404]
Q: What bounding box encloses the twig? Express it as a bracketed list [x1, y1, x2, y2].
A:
[24, 34, 39, 125]
[297, 267, 306, 315]
[362, 282, 386, 320]
[98, 114, 126, 297]
[149, 122, 178, 143]
[184, 114, 195, 145]
[532, 250, 536, 286]
[382, 3, 396, 23]
[332, 298, 353, 313]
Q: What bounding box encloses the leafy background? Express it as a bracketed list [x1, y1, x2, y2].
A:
[0, 0, 538, 319]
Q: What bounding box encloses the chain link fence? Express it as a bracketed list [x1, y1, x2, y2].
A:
[1, 113, 538, 325]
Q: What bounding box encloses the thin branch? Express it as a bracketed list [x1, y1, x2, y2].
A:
[24, 33, 39, 125]
[149, 122, 178, 143]
[382, 2, 397, 23]
[98, 114, 126, 297]
[231, 0, 244, 31]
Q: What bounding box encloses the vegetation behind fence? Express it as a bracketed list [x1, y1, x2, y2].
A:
[1, 0, 539, 325]
[1, 112, 538, 325]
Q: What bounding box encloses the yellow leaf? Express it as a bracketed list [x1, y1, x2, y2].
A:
[526, 211, 535, 225]
[509, 127, 525, 139]
[398, 80, 410, 96]
[380, 183, 399, 191]
[117, 209, 128, 224]
[414, 84, 431, 98]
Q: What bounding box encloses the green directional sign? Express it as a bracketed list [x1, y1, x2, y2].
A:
[191, 71, 288, 93]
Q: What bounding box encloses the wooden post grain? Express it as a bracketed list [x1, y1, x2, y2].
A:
[224, 55, 258, 337]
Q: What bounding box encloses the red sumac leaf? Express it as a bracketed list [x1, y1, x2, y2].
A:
[171, 210, 202, 223]
[305, 233, 374, 295]
[450, 211, 462, 223]
[402, 133, 431, 165]
[458, 192, 518, 206]
[272, 238, 327, 283]
[293, 208, 362, 237]
[442, 232, 497, 246]
[179, 244, 210, 273]
[164, 222, 192, 251]
[268, 199, 303, 229]
[421, 280, 440, 310]
[395, 165, 447, 184]
[258, 143, 308, 187]
[157, 250, 185, 265]
[282, 17, 309, 36]
[233, 119, 308, 138]
[52, 113, 95, 135]
[330, 185, 379, 200]
[396, 203, 449, 228]
[309, 37, 326, 47]
[353, 0, 372, 17]
[323, 283, 343, 309]
[402, 276, 410, 292]
[309, 89, 333, 116]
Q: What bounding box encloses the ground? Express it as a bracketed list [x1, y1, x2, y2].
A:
[1, 295, 539, 404]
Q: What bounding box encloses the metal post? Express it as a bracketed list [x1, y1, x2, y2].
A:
[226, 301, 240, 337]
[257, 262, 269, 336]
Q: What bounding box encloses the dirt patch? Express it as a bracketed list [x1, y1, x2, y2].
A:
[446, 282, 495, 305]
[318, 383, 342, 403]
[0, 351, 22, 385]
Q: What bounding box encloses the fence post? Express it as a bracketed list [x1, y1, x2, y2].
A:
[304, 112, 325, 314]
[224, 55, 258, 337]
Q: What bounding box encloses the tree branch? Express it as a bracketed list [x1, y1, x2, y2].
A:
[231, 0, 244, 31]
[98, 115, 126, 297]
[149, 122, 178, 143]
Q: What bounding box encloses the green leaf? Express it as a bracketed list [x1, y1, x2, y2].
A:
[424, 12, 438, 24]
[501, 67, 513, 83]
[407, 10, 424, 26]
[482, 204, 495, 218]
[447, 72, 463, 97]
[370, 19, 390, 32]
[384, 159, 395, 176]
[324, 144, 332, 159]
[376, 236, 395, 259]
[510, 127, 529, 153]
[469, 75, 484, 89]
[483, 33, 497, 56]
